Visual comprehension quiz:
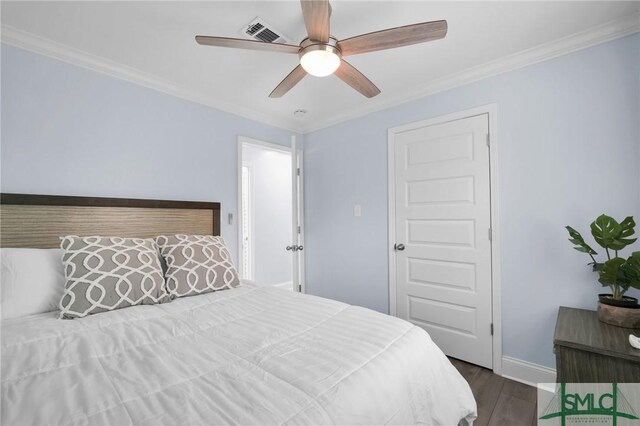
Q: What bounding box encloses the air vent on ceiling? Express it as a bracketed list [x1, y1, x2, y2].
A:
[241, 17, 290, 44]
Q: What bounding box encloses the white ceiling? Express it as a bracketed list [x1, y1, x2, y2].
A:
[2, 1, 639, 132]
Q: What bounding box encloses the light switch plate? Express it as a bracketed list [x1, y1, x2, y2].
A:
[354, 204, 362, 217]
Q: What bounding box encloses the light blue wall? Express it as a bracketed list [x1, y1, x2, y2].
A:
[1, 44, 296, 260]
[304, 34, 640, 368]
[3, 35, 639, 369]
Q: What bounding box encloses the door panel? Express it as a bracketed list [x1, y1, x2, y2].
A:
[407, 257, 476, 291]
[407, 296, 477, 335]
[407, 219, 475, 247]
[394, 114, 492, 368]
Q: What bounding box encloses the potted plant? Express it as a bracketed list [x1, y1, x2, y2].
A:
[566, 214, 640, 328]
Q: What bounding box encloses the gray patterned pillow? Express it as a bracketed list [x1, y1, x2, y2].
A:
[59, 236, 168, 319]
[155, 235, 240, 298]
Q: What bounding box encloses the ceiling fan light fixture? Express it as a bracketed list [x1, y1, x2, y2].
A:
[299, 38, 341, 77]
[300, 49, 340, 77]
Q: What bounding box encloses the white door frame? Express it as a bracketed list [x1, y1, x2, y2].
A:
[292, 135, 307, 293]
[240, 161, 255, 281]
[387, 104, 502, 374]
[237, 135, 305, 292]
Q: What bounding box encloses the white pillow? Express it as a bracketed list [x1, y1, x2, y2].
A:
[1, 248, 65, 320]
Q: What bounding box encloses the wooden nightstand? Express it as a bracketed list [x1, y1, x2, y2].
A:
[553, 306, 640, 383]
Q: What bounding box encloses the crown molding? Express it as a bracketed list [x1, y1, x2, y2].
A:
[301, 13, 640, 134]
[0, 25, 304, 133]
[2, 13, 639, 135]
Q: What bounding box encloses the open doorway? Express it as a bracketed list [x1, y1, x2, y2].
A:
[238, 137, 303, 291]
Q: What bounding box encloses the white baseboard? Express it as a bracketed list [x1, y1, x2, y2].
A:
[501, 356, 556, 390]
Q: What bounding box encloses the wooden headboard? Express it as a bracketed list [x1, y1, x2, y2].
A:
[0, 193, 221, 248]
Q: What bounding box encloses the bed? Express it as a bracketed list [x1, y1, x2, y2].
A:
[0, 193, 476, 426]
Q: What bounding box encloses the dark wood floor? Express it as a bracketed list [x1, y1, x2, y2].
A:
[448, 357, 538, 426]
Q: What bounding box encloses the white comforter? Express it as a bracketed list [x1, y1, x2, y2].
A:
[2, 285, 476, 425]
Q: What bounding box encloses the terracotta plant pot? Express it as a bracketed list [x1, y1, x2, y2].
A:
[597, 301, 640, 329]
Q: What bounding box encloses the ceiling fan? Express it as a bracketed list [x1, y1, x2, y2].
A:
[195, 0, 447, 98]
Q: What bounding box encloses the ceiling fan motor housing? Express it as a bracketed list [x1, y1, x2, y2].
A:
[298, 36, 342, 59]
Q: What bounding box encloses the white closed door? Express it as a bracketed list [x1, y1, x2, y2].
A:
[393, 114, 493, 368]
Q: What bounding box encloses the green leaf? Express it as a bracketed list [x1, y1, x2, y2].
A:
[614, 216, 638, 249]
[566, 226, 597, 255]
[598, 257, 627, 288]
[622, 252, 640, 290]
[590, 215, 622, 250]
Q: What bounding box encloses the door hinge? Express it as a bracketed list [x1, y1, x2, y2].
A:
[488, 228, 492, 241]
[297, 167, 300, 176]
[297, 226, 301, 234]
[490, 323, 494, 335]
[298, 284, 302, 292]
[486, 133, 490, 147]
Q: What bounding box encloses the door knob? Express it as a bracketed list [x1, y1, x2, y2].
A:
[394, 243, 405, 251]
[286, 246, 294, 251]
[296, 245, 304, 251]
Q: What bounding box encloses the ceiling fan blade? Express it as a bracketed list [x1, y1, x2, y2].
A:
[334, 59, 380, 98]
[338, 20, 447, 57]
[300, 0, 330, 42]
[195, 35, 300, 54]
[269, 65, 308, 98]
